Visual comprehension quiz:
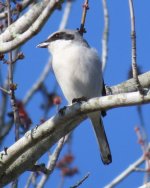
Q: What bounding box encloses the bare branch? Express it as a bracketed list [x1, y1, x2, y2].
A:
[0, 86, 10, 95]
[0, 0, 35, 19]
[0, 121, 13, 143]
[70, 172, 90, 188]
[0, 88, 150, 185]
[37, 137, 65, 188]
[101, 0, 109, 72]
[104, 155, 145, 188]
[110, 71, 150, 94]
[128, 0, 142, 93]
[24, 172, 35, 188]
[0, 0, 49, 42]
[139, 182, 150, 188]
[7, 1, 21, 186]
[23, 59, 52, 105]
[0, 64, 9, 130]
[59, 0, 72, 30]
[0, 0, 65, 53]
[79, 0, 89, 35]
[7, 0, 21, 142]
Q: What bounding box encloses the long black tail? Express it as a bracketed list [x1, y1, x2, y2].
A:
[90, 112, 112, 165]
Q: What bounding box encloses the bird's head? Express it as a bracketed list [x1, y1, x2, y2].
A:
[37, 29, 89, 53]
[37, 29, 80, 52]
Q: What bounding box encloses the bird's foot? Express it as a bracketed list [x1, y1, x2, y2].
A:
[105, 85, 112, 95]
[72, 96, 87, 104]
[58, 106, 67, 116]
[101, 110, 107, 117]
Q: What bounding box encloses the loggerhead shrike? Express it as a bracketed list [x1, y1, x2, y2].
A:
[37, 29, 112, 164]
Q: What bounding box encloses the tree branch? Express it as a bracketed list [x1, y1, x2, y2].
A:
[101, 0, 109, 72]
[104, 155, 145, 188]
[0, 0, 65, 53]
[0, 0, 49, 42]
[110, 71, 150, 94]
[129, 0, 142, 93]
[79, 0, 89, 35]
[139, 182, 150, 188]
[0, 86, 150, 185]
[36, 137, 65, 188]
[0, 0, 35, 19]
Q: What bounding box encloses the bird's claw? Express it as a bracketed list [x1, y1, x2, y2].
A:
[105, 85, 112, 95]
[72, 96, 87, 104]
[101, 110, 107, 117]
[58, 106, 67, 116]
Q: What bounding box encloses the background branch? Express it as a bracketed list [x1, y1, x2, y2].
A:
[104, 155, 145, 188]
[36, 137, 65, 188]
[0, 0, 35, 19]
[129, 0, 142, 93]
[101, 0, 109, 71]
[0, 0, 65, 53]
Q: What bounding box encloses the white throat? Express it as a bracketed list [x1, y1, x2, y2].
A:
[48, 40, 72, 54]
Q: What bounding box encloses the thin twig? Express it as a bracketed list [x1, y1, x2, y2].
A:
[136, 107, 150, 184]
[0, 0, 35, 19]
[134, 167, 149, 172]
[101, 0, 109, 72]
[79, 0, 89, 35]
[59, 0, 72, 30]
[70, 172, 90, 188]
[36, 137, 65, 188]
[0, 86, 10, 95]
[128, 0, 143, 94]
[0, 80, 9, 131]
[24, 172, 35, 188]
[6, 1, 20, 187]
[23, 59, 52, 105]
[7, 0, 20, 142]
[57, 175, 65, 188]
[137, 106, 148, 147]
[0, 121, 14, 144]
[104, 155, 145, 188]
[0, 48, 21, 141]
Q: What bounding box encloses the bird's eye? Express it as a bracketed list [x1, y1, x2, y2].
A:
[54, 33, 60, 38]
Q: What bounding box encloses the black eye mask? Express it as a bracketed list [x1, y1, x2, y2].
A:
[46, 32, 75, 43]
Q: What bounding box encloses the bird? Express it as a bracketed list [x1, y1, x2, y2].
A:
[37, 29, 112, 164]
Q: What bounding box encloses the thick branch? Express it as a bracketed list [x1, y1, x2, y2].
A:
[0, 0, 64, 53]
[0, 0, 35, 19]
[0, 0, 49, 42]
[0, 90, 150, 185]
[110, 71, 150, 94]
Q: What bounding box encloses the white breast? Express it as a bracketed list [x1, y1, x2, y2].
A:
[50, 42, 103, 104]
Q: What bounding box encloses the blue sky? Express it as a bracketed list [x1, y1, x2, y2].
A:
[2, 0, 150, 187]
